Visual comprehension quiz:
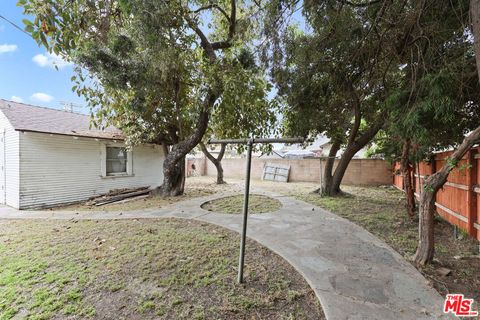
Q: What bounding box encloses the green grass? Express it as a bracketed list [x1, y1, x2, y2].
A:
[0, 218, 323, 319]
[201, 194, 282, 214]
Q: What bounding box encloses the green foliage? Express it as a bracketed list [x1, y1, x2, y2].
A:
[445, 157, 459, 170]
[371, 0, 480, 160]
[267, 1, 401, 148]
[19, 0, 273, 150]
[423, 184, 435, 193]
[207, 48, 278, 153]
[263, 0, 479, 164]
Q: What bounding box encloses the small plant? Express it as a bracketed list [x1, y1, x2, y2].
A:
[138, 300, 155, 313]
[423, 184, 434, 193]
[171, 297, 184, 307]
[287, 290, 304, 302]
[457, 163, 472, 175]
[445, 157, 458, 170]
[66, 288, 82, 301]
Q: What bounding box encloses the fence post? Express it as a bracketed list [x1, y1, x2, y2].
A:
[467, 150, 477, 237]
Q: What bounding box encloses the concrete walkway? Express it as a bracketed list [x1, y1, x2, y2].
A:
[0, 191, 453, 320]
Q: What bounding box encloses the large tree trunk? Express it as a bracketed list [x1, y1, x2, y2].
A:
[413, 127, 480, 266]
[321, 80, 385, 196]
[326, 146, 357, 196]
[199, 142, 226, 184]
[400, 139, 416, 219]
[318, 140, 341, 195]
[161, 152, 186, 196]
[325, 121, 384, 196]
[159, 94, 216, 196]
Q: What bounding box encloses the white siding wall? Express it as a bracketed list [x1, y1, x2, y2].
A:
[19, 132, 165, 209]
[0, 112, 19, 208]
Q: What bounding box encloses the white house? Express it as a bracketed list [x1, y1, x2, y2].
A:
[0, 99, 165, 209]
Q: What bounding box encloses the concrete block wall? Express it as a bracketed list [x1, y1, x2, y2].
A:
[201, 157, 392, 186]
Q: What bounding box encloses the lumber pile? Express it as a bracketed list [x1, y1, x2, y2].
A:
[87, 186, 151, 206]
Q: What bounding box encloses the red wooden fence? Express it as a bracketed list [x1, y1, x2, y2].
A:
[393, 147, 480, 241]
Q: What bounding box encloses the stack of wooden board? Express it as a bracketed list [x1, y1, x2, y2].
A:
[87, 187, 151, 206]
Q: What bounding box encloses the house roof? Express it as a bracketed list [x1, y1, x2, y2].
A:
[0, 99, 124, 140]
[278, 135, 331, 152]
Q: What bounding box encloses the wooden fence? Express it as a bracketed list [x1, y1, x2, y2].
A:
[393, 147, 480, 241]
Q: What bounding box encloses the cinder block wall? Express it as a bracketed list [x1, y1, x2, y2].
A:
[186, 158, 207, 177]
[203, 158, 392, 186]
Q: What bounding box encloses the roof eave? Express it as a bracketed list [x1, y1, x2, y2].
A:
[16, 129, 125, 141]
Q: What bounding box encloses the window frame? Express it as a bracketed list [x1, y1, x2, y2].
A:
[100, 143, 133, 178]
[106, 146, 128, 176]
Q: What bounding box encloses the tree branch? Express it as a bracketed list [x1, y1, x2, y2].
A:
[185, 16, 216, 61]
[347, 82, 362, 145]
[186, 0, 236, 58]
[342, 0, 383, 7]
[199, 141, 226, 163]
[211, 0, 236, 50]
[165, 90, 216, 166]
[217, 143, 226, 161]
[192, 4, 230, 23]
[199, 141, 217, 163]
[355, 116, 384, 147]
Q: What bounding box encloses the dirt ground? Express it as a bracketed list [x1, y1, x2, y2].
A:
[53, 178, 242, 212]
[0, 218, 324, 319]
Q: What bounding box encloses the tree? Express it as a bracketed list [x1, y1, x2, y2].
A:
[199, 142, 227, 184]
[267, 0, 403, 196]
[414, 128, 480, 265]
[359, 0, 480, 264]
[200, 48, 277, 184]
[20, 0, 259, 196]
[315, 0, 480, 228]
[413, 0, 480, 266]
[368, 136, 423, 219]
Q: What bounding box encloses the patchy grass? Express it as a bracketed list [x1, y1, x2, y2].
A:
[201, 194, 282, 214]
[0, 218, 323, 319]
[243, 178, 479, 306]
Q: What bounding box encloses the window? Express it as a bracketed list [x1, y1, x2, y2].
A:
[100, 144, 133, 178]
[106, 147, 127, 175]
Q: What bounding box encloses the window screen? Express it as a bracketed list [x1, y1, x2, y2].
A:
[106, 147, 127, 175]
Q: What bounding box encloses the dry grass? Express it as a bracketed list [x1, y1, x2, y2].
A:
[0, 218, 324, 319]
[52, 178, 241, 212]
[201, 194, 282, 214]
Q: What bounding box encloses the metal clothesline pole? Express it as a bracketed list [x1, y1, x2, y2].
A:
[207, 137, 304, 283]
[238, 139, 253, 283]
[208, 138, 307, 145]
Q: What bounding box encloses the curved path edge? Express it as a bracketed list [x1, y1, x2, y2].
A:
[0, 190, 455, 320]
